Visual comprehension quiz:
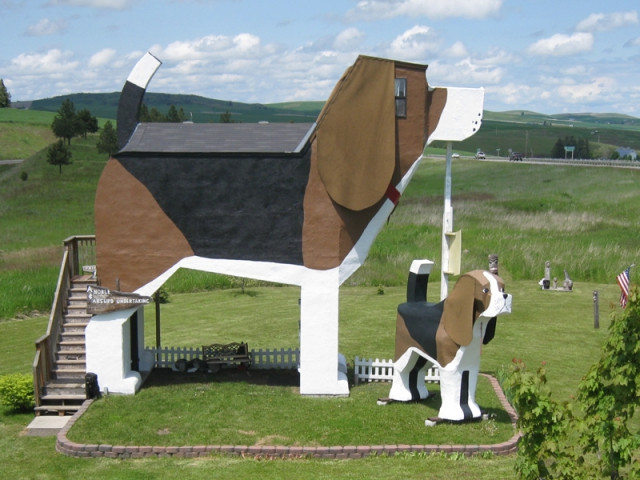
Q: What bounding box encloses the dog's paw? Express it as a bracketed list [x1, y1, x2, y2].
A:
[376, 397, 394, 406]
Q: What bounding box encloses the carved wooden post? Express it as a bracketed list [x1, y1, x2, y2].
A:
[488, 254, 498, 275]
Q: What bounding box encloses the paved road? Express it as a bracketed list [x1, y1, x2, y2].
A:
[0, 159, 23, 165]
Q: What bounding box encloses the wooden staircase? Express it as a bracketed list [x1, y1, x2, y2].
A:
[35, 275, 97, 416]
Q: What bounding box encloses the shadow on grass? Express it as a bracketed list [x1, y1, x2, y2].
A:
[142, 367, 300, 389]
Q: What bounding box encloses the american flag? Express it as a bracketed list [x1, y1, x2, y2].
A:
[617, 267, 631, 308]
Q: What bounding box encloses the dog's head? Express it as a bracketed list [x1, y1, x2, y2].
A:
[441, 270, 512, 346]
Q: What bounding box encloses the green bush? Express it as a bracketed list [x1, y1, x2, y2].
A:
[0, 373, 35, 412]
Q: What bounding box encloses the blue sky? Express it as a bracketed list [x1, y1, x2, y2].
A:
[3, 0, 640, 116]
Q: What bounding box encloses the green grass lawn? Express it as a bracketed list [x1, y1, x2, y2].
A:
[0, 279, 625, 479]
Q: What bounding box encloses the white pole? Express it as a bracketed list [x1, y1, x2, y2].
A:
[441, 142, 453, 300]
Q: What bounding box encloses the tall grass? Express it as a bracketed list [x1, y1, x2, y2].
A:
[1, 133, 639, 320]
[352, 157, 640, 287]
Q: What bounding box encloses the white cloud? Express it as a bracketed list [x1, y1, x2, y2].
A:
[576, 10, 638, 33]
[527, 32, 594, 56]
[334, 28, 364, 50]
[46, 0, 134, 9]
[25, 18, 67, 36]
[556, 77, 616, 103]
[88, 48, 116, 68]
[443, 41, 468, 58]
[428, 58, 504, 86]
[349, 0, 503, 20]
[10, 49, 79, 74]
[386, 25, 439, 60]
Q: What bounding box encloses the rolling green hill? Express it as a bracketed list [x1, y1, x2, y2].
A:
[16, 92, 640, 159]
[26, 93, 322, 124]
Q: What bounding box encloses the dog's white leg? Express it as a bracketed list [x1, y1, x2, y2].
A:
[298, 268, 349, 396]
[437, 338, 483, 421]
[388, 347, 433, 402]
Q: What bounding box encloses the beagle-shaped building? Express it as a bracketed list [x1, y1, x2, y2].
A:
[86, 53, 484, 396]
[387, 262, 512, 422]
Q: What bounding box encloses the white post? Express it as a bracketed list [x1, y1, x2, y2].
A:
[441, 142, 454, 300]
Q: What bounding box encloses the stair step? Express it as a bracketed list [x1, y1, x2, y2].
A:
[57, 359, 86, 366]
[63, 316, 90, 325]
[57, 353, 86, 362]
[61, 324, 88, 334]
[64, 310, 91, 319]
[41, 394, 86, 402]
[58, 342, 86, 351]
[35, 404, 82, 416]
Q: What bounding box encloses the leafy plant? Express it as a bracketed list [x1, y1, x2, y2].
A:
[504, 285, 640, 479]
[577, 285, 640, 480]
[0, 373, 34, 412]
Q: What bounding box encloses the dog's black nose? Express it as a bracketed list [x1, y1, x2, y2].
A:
[503, 293, 508, 299]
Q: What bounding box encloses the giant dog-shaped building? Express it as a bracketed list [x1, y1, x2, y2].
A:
[86, 53, 484, 395]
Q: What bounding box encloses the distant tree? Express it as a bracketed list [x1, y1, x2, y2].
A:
[47, 140, 72, 174]
[51, 99, 82, 145]
[77, 108, 98, 139]
[96, 120, 118, 157]
[551, 138, 565, 158]
[139, 103, 150, 122]
[148, 107, 166, 122]
[610, 150, 620, 160]
[220, 111, 233, 123]
[576, 138, 591, 159]
[166, 105, 185, 122]
[0, 79, 10, 108]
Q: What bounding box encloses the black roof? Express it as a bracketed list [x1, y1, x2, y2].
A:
[119, 122, 316, 154]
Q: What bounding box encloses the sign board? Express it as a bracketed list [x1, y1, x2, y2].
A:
[87, 285, 151, 314]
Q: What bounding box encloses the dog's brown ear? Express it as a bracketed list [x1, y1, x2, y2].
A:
[314, 56, 396, 211]
[441, 274, 476, 346]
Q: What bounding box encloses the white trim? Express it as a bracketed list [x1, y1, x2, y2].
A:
[427, 87, 484, 143]
[127, 52, 161, 89]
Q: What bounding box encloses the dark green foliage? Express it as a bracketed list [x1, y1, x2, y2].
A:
[0, 373, 34, 412]
[96, 120, 118, 157]
[77, 108, 98, 138]
[47, 139, 72, 174]
[51, 98, 82, 145]
[577, 286, 640, 480]
[504, 286, 640, 479]
[0, 79, 10, 108]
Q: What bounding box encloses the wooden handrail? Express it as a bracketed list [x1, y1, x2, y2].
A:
[33, 235, 96, 408]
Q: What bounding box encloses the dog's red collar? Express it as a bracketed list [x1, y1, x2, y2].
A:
[386, 183, 401, 205]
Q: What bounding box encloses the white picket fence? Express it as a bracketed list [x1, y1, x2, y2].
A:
[353, 356, 440, 385]
[145, 346, 299, 370]
[144, 348, 440, 385]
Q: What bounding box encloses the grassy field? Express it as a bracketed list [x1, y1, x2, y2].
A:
[1, 108, 639, 478]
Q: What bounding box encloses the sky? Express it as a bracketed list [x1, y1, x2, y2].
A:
[3, 0, 640, 116]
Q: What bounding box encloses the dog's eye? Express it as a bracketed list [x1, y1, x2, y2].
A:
[500, 287, 505, 293]
[482, 288, 489, 294]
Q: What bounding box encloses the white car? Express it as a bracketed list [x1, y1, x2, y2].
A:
[451, 153, 460, 158]
[475, 151, 486, 159]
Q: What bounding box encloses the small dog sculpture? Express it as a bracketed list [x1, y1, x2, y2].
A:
[384, 264, 512, 423]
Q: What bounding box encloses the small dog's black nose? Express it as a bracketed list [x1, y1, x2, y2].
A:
[503, 293, 508, 299]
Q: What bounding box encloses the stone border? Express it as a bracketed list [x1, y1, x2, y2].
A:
[56, 374, 520, 459]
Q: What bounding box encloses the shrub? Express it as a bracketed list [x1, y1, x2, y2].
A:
[0, 373, 35, 412]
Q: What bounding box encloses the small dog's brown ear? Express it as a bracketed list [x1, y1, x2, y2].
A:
[441, 274, 475, 346]
[314, 56, 396, 211]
